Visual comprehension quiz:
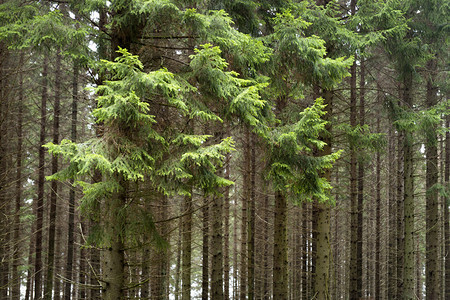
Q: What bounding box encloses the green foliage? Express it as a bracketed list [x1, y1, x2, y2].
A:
[266, 98, 341, 203]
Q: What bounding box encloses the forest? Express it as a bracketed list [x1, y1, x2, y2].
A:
[0, 0, 448, 299]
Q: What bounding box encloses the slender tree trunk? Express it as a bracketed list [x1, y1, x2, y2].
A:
[202, 195, 209, 300]
[248, 131, 256, 300]
[263, 189, 270, 300]
[425, 59, 440, 300]
[388, 124, 397, 299]
[273, 95, 288, 300]
[181, 194, 192, 300]
[240, 133, 249, 300]
[211, 190, 224, 299]
[357, 59, 365, 299]
[224, 152, 231, 300]
[403, 72, 415, 300]
[444, 113, 450, 299]
[44, 49, 62, 300]
[11, 53, 24, 300]
[174, 212, 182, 300]
[349, 58, 360, 300]
[302, 202, 309, 300]
[375, 114, 381, 300]
[64, 61, 78, 300]
[35, 54, 49, 300]
[396, 129, 404, 300]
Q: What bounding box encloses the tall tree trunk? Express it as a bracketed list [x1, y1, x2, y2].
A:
[44, 49, 62, 300]
[224, 152, 231, 300]
[35, 54, 49, 300]
[349, 58, 360, 300]
[100, 178, 127, 300]
[273, 190, 288, 300]
[357, 59, 365, 299]
[248, 131, 256, 300]
[375, 114, 381, 300]
[211, 190, 224, 299]
[313, 88, 333, 300]
[240, 133, 249, 300]
[444, 113, 450, 299]
[181, 195, 192, 300]
[375, 91, 381, 300]
[201, 195, 209, 299]
[425, 59, 440, 300]
[302, 202, 309, 300]
[388, 124, 397, 299]
[11, 53, 24, 300]
[396, 129, 404, 299]
[403, 72, 415, 300]
[64, 61, 78, 300]
[273, 95, 288, 300]
[174, 211, 182, 300]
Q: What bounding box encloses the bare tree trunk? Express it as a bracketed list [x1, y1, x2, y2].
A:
[349, 57, 360, 300]
[403, 72, 415, 300]
[181, 194, 192, 300]
[425, 59, 440, 300]
[240, 133, 249, 300]
[64, 61, 78, 300]
[444, 113, 450, 299]
[11, 53, 24, 300]
[211, 192, 224, 299]
[201, 195, 209, 300]
[35, 54, 49, 300]
[224, 152, 231, 300]
[44, 49, 62, 300]
[248, 131, 256, 300]
[388, 124, 397, 299]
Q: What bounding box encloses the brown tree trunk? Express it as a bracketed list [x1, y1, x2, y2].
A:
[34, 54, 49, 300]
[201, 195, 209, 300]
[44, 49, 62, 300]
[313, 88, 333, 300]
[444, 113, 450, 299]
[224, 152, 231, 300]
[240, 132, 249, 300]
[349, 58, 360, 300]
[248, 131, 256, 300]
[425, 59, 440, 300]
[181, 194, 192, 300]
[11, 53, 24, 300]
[64, 61, 79, 300]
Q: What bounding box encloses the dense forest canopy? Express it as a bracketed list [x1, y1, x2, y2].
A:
[0, 0, 448, 299]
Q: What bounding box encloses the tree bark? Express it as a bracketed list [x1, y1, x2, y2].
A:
[201, 195, 209, 300]
[425, 59, 440, 300]
[44, 49, 62, 300]
[313, 88, 333, 300]
[64, 60, 79, 300]
[248, 131, 256, 300]
[34, 54, 49, 300]
[403, 72, 415, 300]
[11, 52, 24, 300]
[181, 195, 192, 300]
